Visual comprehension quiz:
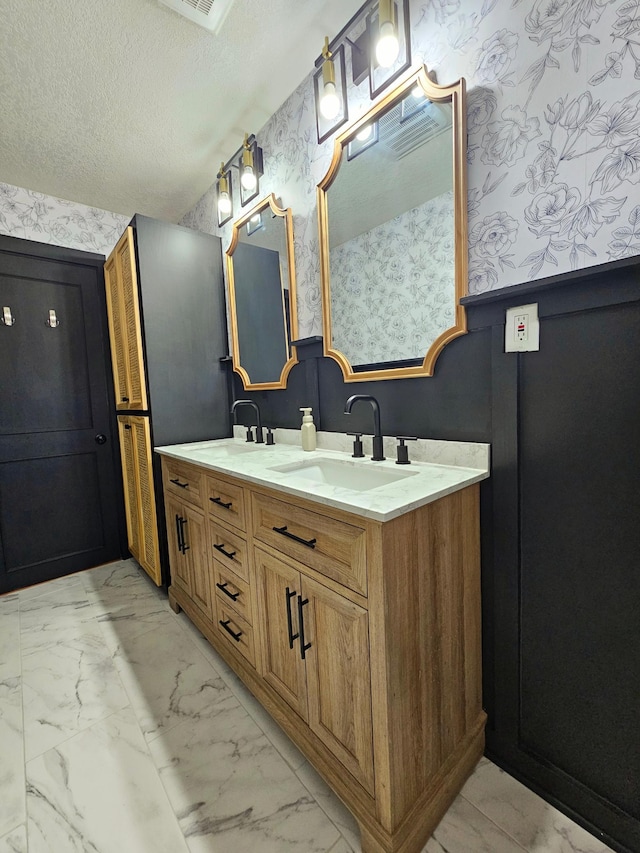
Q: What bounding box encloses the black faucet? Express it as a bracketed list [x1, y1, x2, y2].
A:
[344, 394, 385, 461]
[230, 399, 264, 443]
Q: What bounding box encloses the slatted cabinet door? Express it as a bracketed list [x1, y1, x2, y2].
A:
[118, 416, 161, 585]
[104, 228, 148, 411]
[105, 254, 130, 410]
[118, 416, 142, 564]
[255, 548, 308, 721]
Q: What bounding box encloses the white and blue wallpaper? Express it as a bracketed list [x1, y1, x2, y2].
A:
[0, 182, 129, 256]
[330, 191, 455, 365]
[182, 0, 640, 338]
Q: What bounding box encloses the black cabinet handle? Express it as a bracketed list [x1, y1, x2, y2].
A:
[210, 496, 233, 509]
[180, 517, 190, 552]
[273, 525, 316, 549]
[95, 434, 107, 445]
[124, 424, 131, 430]
[213, 543, 236, 560]
[297, 595, 312, 660]
[219, 619, 242, 642]
[285, 586, 298, 650]
[176, 513, 187, 554]
[170, 478, 189, 489]
[216, 582, 240, 601]
[121, 396, 129, 402]
[175, 514, 183, 553]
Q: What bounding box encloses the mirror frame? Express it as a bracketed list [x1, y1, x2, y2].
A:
[226, 193, 299, 390]
[317, 64, 468, 382]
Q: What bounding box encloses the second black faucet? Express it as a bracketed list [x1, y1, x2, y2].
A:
[344, 394, 385, 461]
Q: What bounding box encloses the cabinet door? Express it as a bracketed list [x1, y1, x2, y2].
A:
[183, 504, 212, 619]
[166, 495, 191, 596]
[118, 416, 141, 564]
[130, 416, 161, 586]
[104, 228, 148, 411]
[105, 255, 130, 408]
[301, 575, 375, 794]
[254, 549, 308, 721]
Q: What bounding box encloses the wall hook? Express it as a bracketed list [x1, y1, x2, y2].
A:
[2, 306, 15, 326]
[45, 309, 60, 328]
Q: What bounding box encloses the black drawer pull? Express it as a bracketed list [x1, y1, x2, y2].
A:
[121, 396, 129, 402]
[210, 496, 233, 509]
[219, 619, 242, 642]
[213, 543, 236, 560]
[297, 595, 312, 660]
[273, 525, 316, 549]
[285, 586, 298, 650]
[216, 582, 240, 601]
[170, 478, 189, 489]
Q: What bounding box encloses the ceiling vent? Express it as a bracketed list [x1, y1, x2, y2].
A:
[379, 102, 452, 160]
[157, 0, 235, 33]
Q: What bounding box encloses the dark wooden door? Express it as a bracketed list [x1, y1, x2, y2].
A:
[0, 237, 122, 593]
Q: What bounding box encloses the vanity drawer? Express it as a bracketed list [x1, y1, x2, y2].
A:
[215, 602, 255, 667]
[206, 475, 246, 531]
[251, 492, 367, 596]
[163, 459, 204, 508]
[213, 561, 252, 624]
[209, 520, 249, 583]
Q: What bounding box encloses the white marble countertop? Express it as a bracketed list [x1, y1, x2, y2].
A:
[155, 429, 490, 523]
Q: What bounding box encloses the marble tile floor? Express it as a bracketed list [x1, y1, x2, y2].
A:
[0, 559, 617, 853]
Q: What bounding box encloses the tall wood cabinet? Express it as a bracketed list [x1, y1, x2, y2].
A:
[160, 453, 485, 853]
[104, 216, 231, 585]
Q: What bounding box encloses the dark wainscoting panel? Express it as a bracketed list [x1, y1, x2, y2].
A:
[468, 256, 640, 853]
[317, 327, 492, 441]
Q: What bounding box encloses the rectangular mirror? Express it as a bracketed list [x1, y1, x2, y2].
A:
[226, 194, 299, 390]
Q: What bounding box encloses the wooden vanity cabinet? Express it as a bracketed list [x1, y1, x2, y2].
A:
[162, 457, 485, 853]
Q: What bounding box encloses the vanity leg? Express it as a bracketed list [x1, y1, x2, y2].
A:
[359, 824, 392, 853]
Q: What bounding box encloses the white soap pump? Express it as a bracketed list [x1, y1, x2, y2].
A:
[300, 407, 317, 451]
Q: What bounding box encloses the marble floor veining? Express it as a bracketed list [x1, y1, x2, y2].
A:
[0, 559, 618, 853]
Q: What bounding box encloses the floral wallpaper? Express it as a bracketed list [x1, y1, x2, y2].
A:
[0, 182, 129, 256]
[330, 192, 455, 365]
[183, 0, 640, 337]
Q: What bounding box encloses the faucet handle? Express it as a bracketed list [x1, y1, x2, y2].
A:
[395, 436, 417, 465]
[347, 432, 364, 458]
[265, 427, 275, 446]
[245, 426, 254, 443]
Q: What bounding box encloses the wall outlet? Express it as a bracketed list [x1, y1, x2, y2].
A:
[505, 303, 540, 352]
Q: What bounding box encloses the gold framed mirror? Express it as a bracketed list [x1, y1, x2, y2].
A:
[317, 65, 467, 382]
[226, 194, 299, 390]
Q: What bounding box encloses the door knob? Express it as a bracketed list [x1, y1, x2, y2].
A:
[95, 434, 107, 445]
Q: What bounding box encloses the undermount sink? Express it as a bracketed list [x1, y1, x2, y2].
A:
[187, 442, 262, 460]
[269, 457, 417, 492]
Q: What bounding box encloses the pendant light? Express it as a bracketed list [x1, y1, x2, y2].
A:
[320, 37, 341, 120]
[240, 134, 257, 192]
[217, 163, 232, 221]
[376, 0, 400, 68]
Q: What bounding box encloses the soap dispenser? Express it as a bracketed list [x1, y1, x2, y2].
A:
[300, 407, 316, 451]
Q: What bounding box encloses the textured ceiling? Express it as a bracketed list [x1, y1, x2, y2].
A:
[0, 0, 363, 221]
